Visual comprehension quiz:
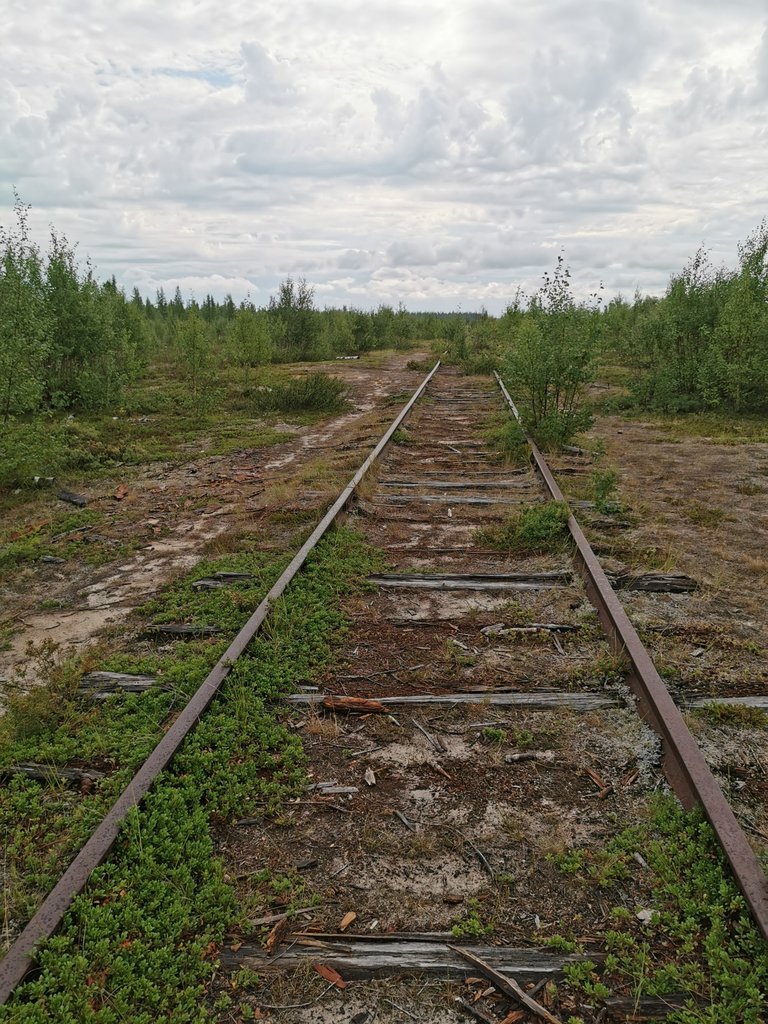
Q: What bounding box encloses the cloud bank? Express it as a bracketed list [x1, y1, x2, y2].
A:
[2, 0, 767, 312]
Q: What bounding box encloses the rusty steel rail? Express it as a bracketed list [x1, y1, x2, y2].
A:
[0, 361, 442, 1004]
[494, 371, 768, 941]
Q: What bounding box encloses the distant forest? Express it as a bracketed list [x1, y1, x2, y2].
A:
[1, 191, 767, 424]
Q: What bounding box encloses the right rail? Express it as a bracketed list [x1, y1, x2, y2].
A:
[494, 370, 768, 941]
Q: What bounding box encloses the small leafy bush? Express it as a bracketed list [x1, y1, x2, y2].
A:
[592, 467, 623, 514]
[252, 372, 348, 414]
[501, 255, 597, 449]
[485, 417, 530, 466]
[451, 899, 492, 939]
[479, 501, 571, 554]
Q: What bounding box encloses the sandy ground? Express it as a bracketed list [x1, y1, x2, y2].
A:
[215, 370, 667, 1023]
[0, 354, 422, 693]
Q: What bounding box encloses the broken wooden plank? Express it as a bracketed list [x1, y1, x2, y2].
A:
[368, 572, 573, 591]
[245, 907, 318, 929]
[57, 489, 88, 507]
[144, 624, 224, 639]
[78, 672, 158, 696]
[481, 623, 579, 636]
[454, 997, 498, 1024]
[191, 578, 228, 591]
[449, 946, 562, 1024]
[412, 718, 443, 753]
[286, 691, 617, 711]
[603, 993, 703, 1020]
[322, 696, 386, 713]
[192, 573, 258, 590]
[606, 573, 698, 593]
[219, 938, 588, 982]
[3, 762, 104, 784]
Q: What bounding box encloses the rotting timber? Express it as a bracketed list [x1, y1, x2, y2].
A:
[0, 362, 766, 1018]
[221, 368, 766, 1019]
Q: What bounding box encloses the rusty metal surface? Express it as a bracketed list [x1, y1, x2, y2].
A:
[0, 361, 442, 1005]
[494, 371, 768, 942]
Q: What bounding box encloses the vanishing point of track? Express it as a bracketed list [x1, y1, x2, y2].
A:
[1, 360, 766, 1008]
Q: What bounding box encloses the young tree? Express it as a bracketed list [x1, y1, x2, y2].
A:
[503, 255, 597, 447]
[0, 192, 47, 421]
[268, 277, 319, 359]
[175, 306, 214, 411]
[228, 304, 272, 388]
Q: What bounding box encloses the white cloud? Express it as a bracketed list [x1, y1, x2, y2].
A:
[1, 0, 766, 312]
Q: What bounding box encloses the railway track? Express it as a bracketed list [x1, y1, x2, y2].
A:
[1, 361, 766, 1020]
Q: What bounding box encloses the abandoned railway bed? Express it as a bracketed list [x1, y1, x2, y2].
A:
[1, 361, 766, 1022]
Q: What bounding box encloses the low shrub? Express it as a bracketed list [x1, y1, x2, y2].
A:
[478, 500, 571, 554]
[252, 372, 348, 414]
[485, 417, 530, 466]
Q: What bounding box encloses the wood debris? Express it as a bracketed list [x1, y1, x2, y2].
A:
[450, 946, 563, 1024]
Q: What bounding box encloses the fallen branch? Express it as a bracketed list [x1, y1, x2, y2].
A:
[412, 718, 443, 753]
[443, 826, 494, 878]
[449, 946, 563, 1024]
[454, 996, 499, 1024]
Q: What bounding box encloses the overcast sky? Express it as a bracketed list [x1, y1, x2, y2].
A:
[2, 0, 767, 312]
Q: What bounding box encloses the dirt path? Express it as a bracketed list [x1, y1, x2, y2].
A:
[0, 353, 421, 692]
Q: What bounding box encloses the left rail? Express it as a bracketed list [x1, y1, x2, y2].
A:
[0, 360, 442, 1005]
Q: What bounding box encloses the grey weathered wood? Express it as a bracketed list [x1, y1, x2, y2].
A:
[380, 480, 533, 490]
[220, 938, 587, 982]
[606, 572, 697, 593]
[481, 623, 579, 636]
[375, 495, 536, 506]
[386, 469, 529, 479]
[57, 489, 88, 507]
[144, 624, 223, 638]
[603, 993, 701, 1019]
[286, 690, 617, 710]
[78, 672, 158, 695]
[368, 572, 696, 595]
[687, 695, 768, 711]
[191, 574, 258, 590]
[368, 572, 573, 591]
[450, 945, 562, 1024]
[191, 578, 227, 591]
[3, 763, 104, 784]
[454, 997, 497, 1024]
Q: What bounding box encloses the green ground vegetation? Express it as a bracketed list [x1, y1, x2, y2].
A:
[0, 526, 383, 1023]
[478, 500, 572, 554]
[553, 795, 767, 1023]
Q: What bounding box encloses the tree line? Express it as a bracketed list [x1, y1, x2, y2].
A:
[0, 194, 468, 420]
[3, 190, 767, 429]
[452, 222, 768, 447]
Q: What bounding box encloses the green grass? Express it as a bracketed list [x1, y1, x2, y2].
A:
[0, 526, 384, 1023]
[0, 508, 103, 572]
[693, 702, 768, 729]
[484, 412, 530, 466]
[250, 372, 349, 414]
[553, 795, 768, 1022]
[478, 500, 572, 554]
